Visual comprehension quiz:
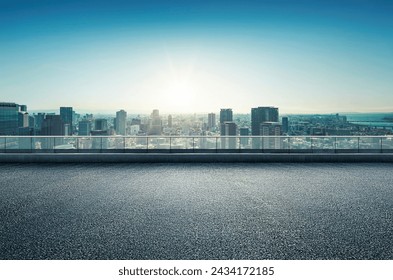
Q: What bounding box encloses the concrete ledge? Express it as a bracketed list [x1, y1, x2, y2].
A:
[1, 153, 393, 163]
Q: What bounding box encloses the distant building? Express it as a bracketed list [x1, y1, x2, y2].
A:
[221, 121, 237, 149]
[260, 122, 282, 149]
[115, 110, 127, 135]
[0, 102, 28, 135]
[148, 109, 162, 135]
[220, 109, 233, 135]
[168, 114, 173, 128]
[34, 113, 47, 133]
[78, 120, 92, 136]
[282, 117, 289, 134]
[60, 107, 73, 135]
[208, 113, 216, 131]
[94, 119, 108, 131]
[251, 107, 279, 136]
[41, 115, 65, 136]
[251, 106, 279, 148]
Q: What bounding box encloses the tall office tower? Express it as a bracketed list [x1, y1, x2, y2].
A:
[148, 109, 162, 135]
[41, 115, 65, 135]
[282, 117, 289, 134]
[60, 107, 73, 135]
[34, 113, 46, 132]
[251, 107, 279, 136]
[28, 116, 35, 130]
[115, 110, 127, 135]
[0, 102, 21, 135]
[168, 114, 173, 128]
[219, 109, 233, 135]
[131, 118, 141, 126]
[208, 113, 216, 131]
[220, 121, 237, 149]
[78, 120, 92, 136]
[94, 119, 108, 131]
[18, 112, 29, 128]
[260, 122, 282, 149]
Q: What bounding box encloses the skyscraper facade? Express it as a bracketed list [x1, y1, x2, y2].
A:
[41, 115, 65, 136]
[0, 102, 26, 135]
[219, 109, 233, 135]
[115, 110, 127, 135]
[251, 107, 279, 136]
[60, 107, 73, 135]
[208, 113, 216, 131]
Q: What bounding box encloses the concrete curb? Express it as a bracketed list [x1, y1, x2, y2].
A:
[1, 153, 393, 163]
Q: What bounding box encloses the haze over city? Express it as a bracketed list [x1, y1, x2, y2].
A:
[1, 0, 393, 114]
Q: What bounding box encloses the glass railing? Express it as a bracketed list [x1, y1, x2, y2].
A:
[0, 136, 392, 153]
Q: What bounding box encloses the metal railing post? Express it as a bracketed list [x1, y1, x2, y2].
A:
[31, 137, 33, 153]
[288, 137, 290, 153]
[358, 137, 360, 153]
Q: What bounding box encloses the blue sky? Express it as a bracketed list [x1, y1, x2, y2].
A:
[1, 0, 392, 113]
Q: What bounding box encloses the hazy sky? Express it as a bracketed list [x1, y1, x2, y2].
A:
[1, 0, 392, 114]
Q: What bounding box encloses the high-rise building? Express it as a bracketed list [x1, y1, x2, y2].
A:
[168, 114, 173, 128]
[78, 120, 92, 136]
[282, 117, 289, 134]
[94, 119, 108, 131]
[148, 109, 162, 135]
[34, 113, 46, 132]
[220, 121, 237, 149]
[220, 109, 233, 135]
[115, 110, 127, 135]
[41, 115, 65, 135]
[60, 107, 73, 135]
[0, 102, 27, 135]
[260, 122, 282, 149]
[251, 107, 279, 136]
[208, 113, 216, 131]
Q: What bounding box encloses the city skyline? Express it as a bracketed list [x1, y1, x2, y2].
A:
[1, 0, 393, 113]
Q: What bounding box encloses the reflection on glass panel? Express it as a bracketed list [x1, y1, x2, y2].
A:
[5, 137, 21, 150]
[359, 137, 381, 150]
[148, 137, 171, 149]
[32, 137, 54, 150]
[194, 137, 217, 149]
[106, 137, 124, 149]
[281, 137, 290, 150]
[336, 137, 358, 150]
[239, 136, 250, 149]
[170, 137, 191, 149]
[311, 137, 335, 150]
[54, 137, 77, 150]
[382, 137, 393, 151]
[220, 137, 237, 149]
[250, 137, 262, 149]
[0, 137, 5, 151]
[125, 137, 147, 149]
[289, 137, 312, 150]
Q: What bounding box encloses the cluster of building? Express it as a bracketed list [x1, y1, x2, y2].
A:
[1, 102, 391, 142]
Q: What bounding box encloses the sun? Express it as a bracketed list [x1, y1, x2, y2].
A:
[163, 80, 196, 113]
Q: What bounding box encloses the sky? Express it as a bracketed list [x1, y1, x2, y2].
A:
[1, 0, 393, 114]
